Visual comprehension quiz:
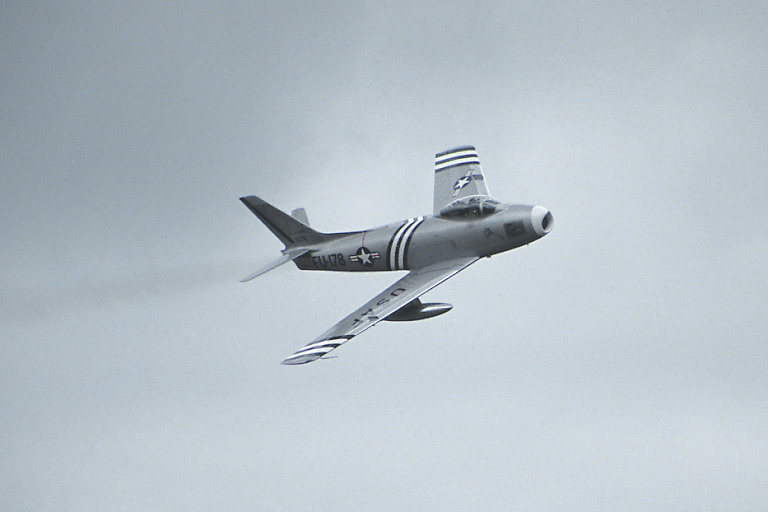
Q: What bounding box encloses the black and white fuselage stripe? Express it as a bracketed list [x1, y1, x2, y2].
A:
[387, 217, 424, 270]
[398, 217, 424, 269]
[386, 220, 411, 270]
[434, 148, 481, 173]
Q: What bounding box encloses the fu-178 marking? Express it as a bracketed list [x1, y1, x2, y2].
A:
[240, 145, 553, 364]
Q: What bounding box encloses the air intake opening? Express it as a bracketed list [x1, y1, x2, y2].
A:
[542, 211, 553, 231]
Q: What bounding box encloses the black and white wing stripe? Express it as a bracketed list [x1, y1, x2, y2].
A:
[281, 257, 479, 365]
[433, 145, 491, 214]
[434, 146, 481, 172]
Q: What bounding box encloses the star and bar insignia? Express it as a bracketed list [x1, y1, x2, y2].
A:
[349, 246, 380, 266]
[452, 169, 473, 196]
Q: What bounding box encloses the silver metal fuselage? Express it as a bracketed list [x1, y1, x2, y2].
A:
[294, 204, 548, 272]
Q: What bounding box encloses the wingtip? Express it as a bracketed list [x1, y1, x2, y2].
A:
[280, 352, 324, 365]
[435, 144, 476, 158]
[280, 357, 309, 366]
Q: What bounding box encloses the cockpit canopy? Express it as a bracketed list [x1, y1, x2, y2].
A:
[438, 195, 505, 218]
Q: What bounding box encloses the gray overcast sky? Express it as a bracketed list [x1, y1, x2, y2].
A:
[2, 1, 767, 510]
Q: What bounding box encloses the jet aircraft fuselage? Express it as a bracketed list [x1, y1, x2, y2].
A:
[294, 203, 552, 273]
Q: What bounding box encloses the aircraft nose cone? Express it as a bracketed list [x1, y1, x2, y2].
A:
[531, 206, 554, 236]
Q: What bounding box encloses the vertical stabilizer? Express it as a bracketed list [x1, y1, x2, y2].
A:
[240, 196, 324, 247]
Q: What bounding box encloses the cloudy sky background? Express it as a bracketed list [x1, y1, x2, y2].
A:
[2, 1, 767, 510]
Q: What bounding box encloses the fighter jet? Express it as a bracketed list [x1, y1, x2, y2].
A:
[241, 145, 553, 364]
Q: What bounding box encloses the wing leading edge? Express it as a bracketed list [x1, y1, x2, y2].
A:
[281, 257, 479, 365]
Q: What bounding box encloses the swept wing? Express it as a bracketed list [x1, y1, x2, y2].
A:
[281, 257, 479, 365]
[433, 145, 491, 214]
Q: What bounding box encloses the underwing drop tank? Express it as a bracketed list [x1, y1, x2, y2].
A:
[384, 298, 452, 322]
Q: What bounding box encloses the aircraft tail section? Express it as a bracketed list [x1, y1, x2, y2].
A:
[291, 207, 310, 226]
[240, 195, 362, 281]
[239, 247, 310, 282]
[240, 196, 327, 248]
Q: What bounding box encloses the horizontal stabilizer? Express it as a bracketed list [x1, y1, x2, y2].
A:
[291, 207, 310, 226]
[240, 248, 310, 282]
